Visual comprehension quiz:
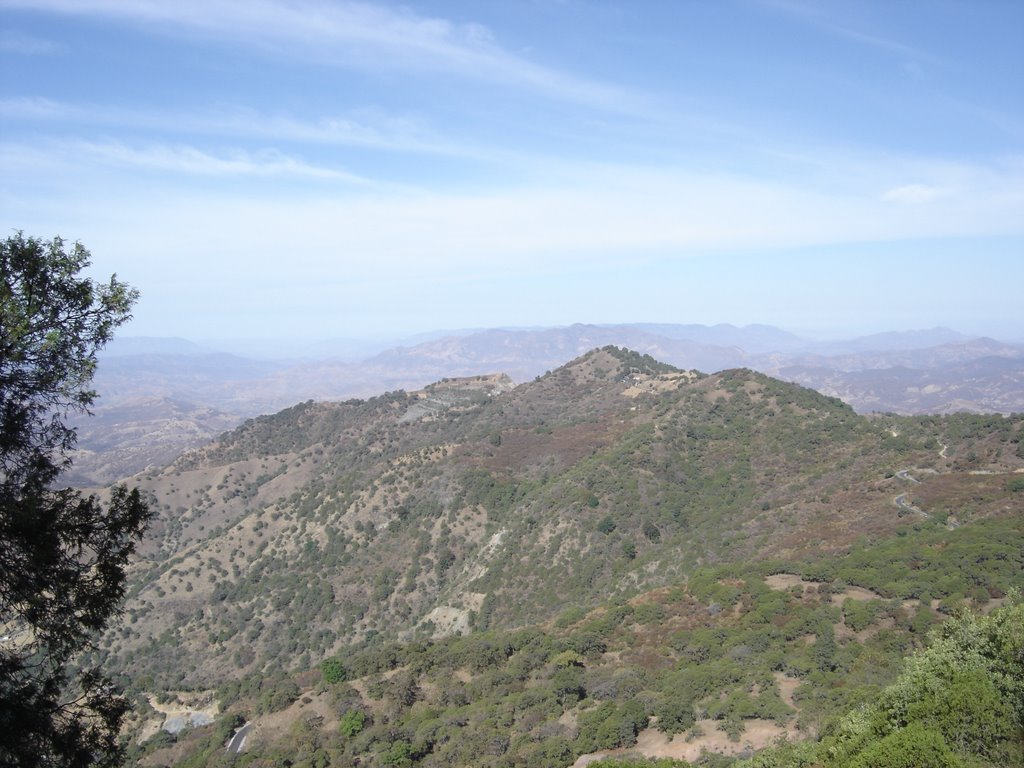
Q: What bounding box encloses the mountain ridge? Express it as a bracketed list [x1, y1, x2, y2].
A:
[99, 348, 1024, 699]
[74, 325, 1024, 485]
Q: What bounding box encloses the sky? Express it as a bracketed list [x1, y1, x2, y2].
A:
[1, 0, 1022, 343]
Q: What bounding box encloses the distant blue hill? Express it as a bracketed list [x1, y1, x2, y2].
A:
[100, 336, 212, 357]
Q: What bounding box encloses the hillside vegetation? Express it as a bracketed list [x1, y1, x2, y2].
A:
[78, 325, 1024, 484]
[124, 531, 1023, 767]
[92, 348, 1024, 765]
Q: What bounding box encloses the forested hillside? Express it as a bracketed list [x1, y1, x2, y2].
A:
[93, 347, 1024, 766]
[123, 532, 1024, 767]
[74, 325, 1024, 485]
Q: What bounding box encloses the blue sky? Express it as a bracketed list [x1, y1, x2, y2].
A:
[1, 0, 1022, 343]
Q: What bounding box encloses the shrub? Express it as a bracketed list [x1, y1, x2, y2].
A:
[321, 657, 346, 684]
[339, 709, 366, 739]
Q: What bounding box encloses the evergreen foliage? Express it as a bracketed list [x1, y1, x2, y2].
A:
[0, 233, 150, 767]
[740, 594, 1024, 767]
[129, 526, 1024, 767]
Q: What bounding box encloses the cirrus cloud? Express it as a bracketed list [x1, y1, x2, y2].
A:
[881, 183, 950, 204]
[0, 0, 641, 113]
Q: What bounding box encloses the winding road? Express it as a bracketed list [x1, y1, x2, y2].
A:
[893, 491, 929, 519]
[895, 469, 921, 484]
[893, 468, 930, 519]
[226, 722, 253, 754]
[893, 466, 960, 529]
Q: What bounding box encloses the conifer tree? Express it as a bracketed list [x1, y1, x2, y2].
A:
[1, 233, 150, 767]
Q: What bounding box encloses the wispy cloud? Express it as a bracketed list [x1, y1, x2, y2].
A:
[81, 142, 365, 180]
[0, 29, 63, 54]
[759, 0, 936, 67]
[0, 138, 372, 182]
[34, 158, 1020, 276]
[0, 96, 70, 119]
[881, 183, 949, 204]
[0, 97, 476, 157]
[0, 0, 640, 112]
[4, 142, 1021, 341]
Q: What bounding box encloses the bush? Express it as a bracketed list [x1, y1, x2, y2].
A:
[339, 709, 366, 739]
[847, 722, 963, 768]
[258, 677, 300, 714]
[321, 657, 346, 684]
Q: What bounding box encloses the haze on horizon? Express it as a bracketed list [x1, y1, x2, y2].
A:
[1, 0, 1022, 342]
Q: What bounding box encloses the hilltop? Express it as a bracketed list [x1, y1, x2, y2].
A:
[74, 324, 1024, 485]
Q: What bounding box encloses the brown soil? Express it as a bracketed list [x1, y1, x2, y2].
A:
[571, 718, 796, 767]
[773, 671, 801, 710]
[764, 573, 884, 605]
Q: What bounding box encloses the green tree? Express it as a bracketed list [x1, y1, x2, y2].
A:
[813, 622, 838, 672]
[0, 233, 150, 767]
[382, 740, 414, 767]
[847, 721, 963, 768]
[320, 656, 346, 684]
[654, 689, 696, 735]
[338, 709, 366, 739]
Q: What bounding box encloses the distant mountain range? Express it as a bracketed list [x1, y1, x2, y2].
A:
[73, 324, 1024, 485]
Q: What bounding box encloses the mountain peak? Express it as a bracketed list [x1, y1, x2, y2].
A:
[557, 345, 682, 381]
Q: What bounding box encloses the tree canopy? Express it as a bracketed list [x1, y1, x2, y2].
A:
[1, 233, 151, 767]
